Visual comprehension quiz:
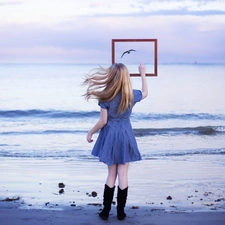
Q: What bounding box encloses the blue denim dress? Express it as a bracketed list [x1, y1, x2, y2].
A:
[91, 90, 142, 165]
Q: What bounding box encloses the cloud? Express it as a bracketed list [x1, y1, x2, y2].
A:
[138, 0, 218, 4]
[0, 0, 224, 63]
[1, 13, 224, 63]
[147, 8, 225, 16]
[0, 0, 23, 6]
[86, 8, 225, 17]
[135, 0, 225, 16]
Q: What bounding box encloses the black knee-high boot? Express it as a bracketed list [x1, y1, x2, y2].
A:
[99, 184, 115, 220]
[117, 186, 128, 220]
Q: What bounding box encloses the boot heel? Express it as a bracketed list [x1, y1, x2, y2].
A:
[99, 209, 110, 220]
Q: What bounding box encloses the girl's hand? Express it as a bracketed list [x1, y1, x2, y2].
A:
[86, 132, 93, 143]
[138, 62, 146, 76]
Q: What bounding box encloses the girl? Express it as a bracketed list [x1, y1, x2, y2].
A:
[83, 62, 148, 220]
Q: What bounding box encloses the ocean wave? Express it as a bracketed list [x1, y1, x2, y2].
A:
[0, 109, 99, 119]
[133, 112, 225, 121]
[0, 149, 95, 159]
[0, 109, 225, 121]
[133, 126, 225, 136]
[142, 148, 225, 158]
[0, 148, 224, 159]
[0, 126, 224, 136]
[0, 130, 86, 135]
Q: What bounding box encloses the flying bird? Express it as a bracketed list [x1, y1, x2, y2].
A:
[121, 49, 137, 58]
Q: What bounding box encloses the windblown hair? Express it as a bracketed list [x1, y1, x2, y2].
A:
[83, 63, 133, 114]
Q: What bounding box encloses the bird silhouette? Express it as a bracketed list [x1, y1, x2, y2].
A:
[121, 49, 137, 58]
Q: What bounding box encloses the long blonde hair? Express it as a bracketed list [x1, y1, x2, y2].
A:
[83, 63, 133, 114]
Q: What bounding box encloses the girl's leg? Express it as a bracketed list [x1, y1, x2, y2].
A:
[117, 163, 129, 220]
[106, 164, 118, 188]
[99, 164, 117, 220]
[117, 162, 129, 189]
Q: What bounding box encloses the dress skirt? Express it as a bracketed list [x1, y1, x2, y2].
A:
[91, 118, 142, 166]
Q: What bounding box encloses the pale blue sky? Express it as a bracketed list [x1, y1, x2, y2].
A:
[0, 0, 225, 63]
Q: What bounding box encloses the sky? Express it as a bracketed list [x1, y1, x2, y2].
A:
[0, 0, 225, 64]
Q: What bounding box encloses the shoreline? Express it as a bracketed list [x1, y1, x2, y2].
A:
[1, 201, 225, 225]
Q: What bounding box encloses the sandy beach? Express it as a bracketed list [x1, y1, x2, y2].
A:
[1, 156, 225, 225]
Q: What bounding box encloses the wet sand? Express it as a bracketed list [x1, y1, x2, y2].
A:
[1, 200, 225, 225]
[1, 155, 225, 224]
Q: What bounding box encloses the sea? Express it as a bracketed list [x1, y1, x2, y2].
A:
[0, 63, 225, 210]
[1, 63, 225, 159]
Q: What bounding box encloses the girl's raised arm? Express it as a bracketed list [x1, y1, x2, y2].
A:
[138, 62, 148, 99]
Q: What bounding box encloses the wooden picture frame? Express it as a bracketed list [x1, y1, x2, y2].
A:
[112, 39, 158, 76]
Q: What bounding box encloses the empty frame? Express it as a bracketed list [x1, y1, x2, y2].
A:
[112, 39, 158, 76]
